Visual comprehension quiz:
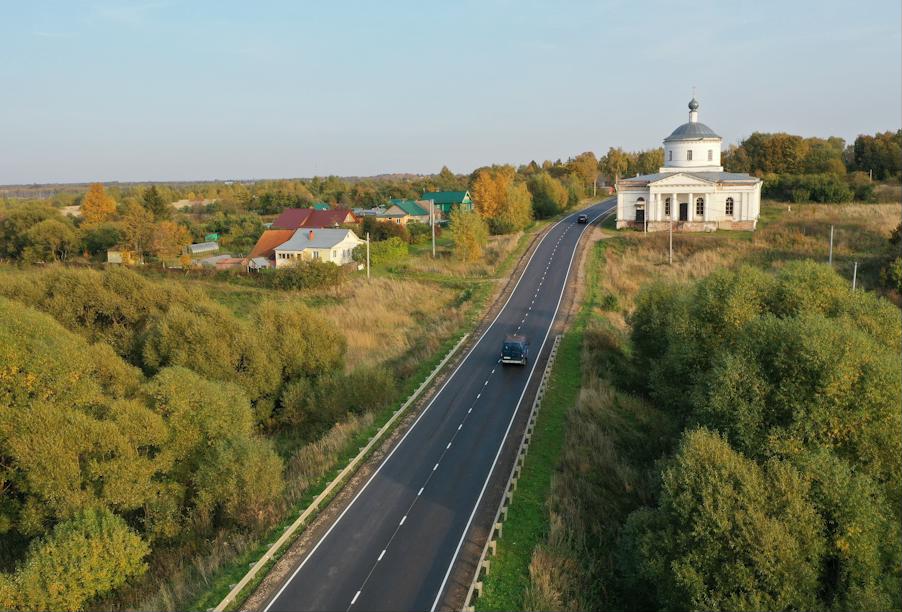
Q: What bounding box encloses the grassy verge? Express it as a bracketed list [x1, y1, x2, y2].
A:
[475, 230, 603, 611]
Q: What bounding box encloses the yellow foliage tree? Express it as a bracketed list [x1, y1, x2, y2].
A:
[151, 221, 191, 261]
[471, 166, 515, 221]
[81, 183, 117, 225]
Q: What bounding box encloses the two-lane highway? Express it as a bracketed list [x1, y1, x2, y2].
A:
[265, 199, 614, 612]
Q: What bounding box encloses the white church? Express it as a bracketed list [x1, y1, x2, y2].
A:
[615, 98, 762, 232]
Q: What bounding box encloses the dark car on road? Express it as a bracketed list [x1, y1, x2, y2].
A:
[501, 334, 529, 365]
[577, 214, 589, 224]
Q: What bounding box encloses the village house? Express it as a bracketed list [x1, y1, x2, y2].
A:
[616, 98, 762, 232]
[271, 207, 356, 229]
[383, 199, 432, 224]
[273, 228, 363, 267]
[418, 190, 474, 215]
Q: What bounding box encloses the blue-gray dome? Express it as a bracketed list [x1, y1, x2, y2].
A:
[688, 97, 699, 111]
[664, 121, 720, 141]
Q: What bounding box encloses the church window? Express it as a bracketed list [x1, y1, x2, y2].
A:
[726, 197, 734, 216]
[708, 149, 713, 161]
[687, 150, 693, 161]
[668, 150, 672, 161]
[664, 197, 671, 216]
[695, 197, 704, 216]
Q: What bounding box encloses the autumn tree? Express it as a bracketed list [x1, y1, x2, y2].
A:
[81, 182, 117, 225]
[599, 147, 629, 184]
[569, 151, 599, 194]
[471, 166, 531, 233]
[449, 208, 489, 262]
[151, 220, 191, 261]
[120, 202, 154, 255]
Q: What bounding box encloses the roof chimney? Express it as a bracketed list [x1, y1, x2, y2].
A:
[308, 230, 314, 240]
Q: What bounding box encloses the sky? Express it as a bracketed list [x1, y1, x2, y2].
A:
[1, 1, 900, 184]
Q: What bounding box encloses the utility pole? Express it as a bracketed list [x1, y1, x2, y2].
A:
[366, 231, 370, 280]
[852, 261, 858, 290]
[430, 199, 436, 258]
[828, 225, 834, 265]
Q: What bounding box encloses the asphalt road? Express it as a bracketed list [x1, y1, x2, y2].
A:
[265, 199, 615, 612]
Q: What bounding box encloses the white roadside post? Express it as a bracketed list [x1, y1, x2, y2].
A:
[852, 261, 858, 290]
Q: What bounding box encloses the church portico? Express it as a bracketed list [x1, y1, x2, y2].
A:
[616, 98, 762, 232]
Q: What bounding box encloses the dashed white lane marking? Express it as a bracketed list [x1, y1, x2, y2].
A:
[491, 369, 495, 374]
[400, 515, 407, 525]
[468, 407, 472, 414]
[418, 487, 424, 496]
[458, 424, 462, 431]
[477, 393, 481, 399]
[484, 380, 488, 386]
[433, 463, 439, 471]
[446, 442, 452, 449]
[378, 549, 386, 561]
[352, 591, 361, 605]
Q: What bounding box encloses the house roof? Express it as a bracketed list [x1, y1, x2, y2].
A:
[247, 256, 270, 269]
[246, 229, 296, 260]
[276, 228, 362, 251]
[419, 191, 470, 204]
[388, 199, 429, 216]
[271, 208, 356, 229]
[618, 171, 761, 186]
[312, 202, 331, 210]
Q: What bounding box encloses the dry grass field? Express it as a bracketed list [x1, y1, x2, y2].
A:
[594, 201, 900, 331]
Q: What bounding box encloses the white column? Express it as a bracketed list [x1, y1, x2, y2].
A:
[688, 192, 694, 222]
[672, 192, 677, 221]
[704, 191, 710, 222]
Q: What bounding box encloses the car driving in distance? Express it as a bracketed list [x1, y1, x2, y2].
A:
[501, 334, 529, 365]
[577, 213, 589, 224]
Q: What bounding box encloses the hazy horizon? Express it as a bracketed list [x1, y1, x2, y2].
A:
[2, 0, 900, 185]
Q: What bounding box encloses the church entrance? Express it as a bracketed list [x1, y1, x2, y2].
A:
[679, 202, 688, 221]
[635, 208, 645, 223]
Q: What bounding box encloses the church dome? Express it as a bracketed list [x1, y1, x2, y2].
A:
[664, 121, 720, 142]
[688, 97, 699, 111]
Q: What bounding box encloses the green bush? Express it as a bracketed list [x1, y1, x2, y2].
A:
[260, 259, 348, 290]
[352, 236, 408, 265]
[0, 508, 149, 612]
[621, 262, 902, 611]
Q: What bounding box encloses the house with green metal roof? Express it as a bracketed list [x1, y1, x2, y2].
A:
[418, 190, 473, 214]
[312, 202, 331, 210]
[384, 199, 430, 225]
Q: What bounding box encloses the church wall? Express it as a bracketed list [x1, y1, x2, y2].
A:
[663, 138, 722, 169]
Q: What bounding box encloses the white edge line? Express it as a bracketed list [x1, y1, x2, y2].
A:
[429, 200, 614, 612]
[262, 205, 578, 612]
